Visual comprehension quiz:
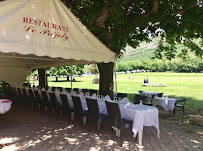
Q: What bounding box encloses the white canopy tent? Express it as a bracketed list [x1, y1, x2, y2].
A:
[0, 0, 115, 86]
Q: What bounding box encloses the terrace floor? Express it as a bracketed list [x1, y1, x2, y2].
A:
[0, 104, 203, 151]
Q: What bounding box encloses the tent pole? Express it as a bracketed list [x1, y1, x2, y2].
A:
[114, 62, 117, 95]
[71, 66, 73, 90]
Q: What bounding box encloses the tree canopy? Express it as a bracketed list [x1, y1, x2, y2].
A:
[62, 0, 203, 59]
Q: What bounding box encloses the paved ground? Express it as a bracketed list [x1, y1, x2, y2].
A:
[0, 104, 203, 151]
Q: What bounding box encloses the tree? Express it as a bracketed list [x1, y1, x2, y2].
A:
[62, 0, 202, 96]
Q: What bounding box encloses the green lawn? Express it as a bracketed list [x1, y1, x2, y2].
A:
[43, 72, 203, 109]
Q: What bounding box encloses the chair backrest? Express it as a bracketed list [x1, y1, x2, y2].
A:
[28, 89, 34, 98]
[73, 88, 79, 93]
[22, 88, 27, 98]
[177, 98, 186, 105]
[57, 87, 63, 92]
[157, 93, 163, 97]
[133, 94, 147, 104]
[65, 88, 72, 93]
[17, 88, 22, 96]
[72, 96, 83, 118]
[41, 91, 49, 103]
[86, 98, 100, 124]
[44, 86, 49, 91]
[60, 94, 70, 109]
[34, 90, 41, 101]
[48, 92, 58, 106]
[82, 89, 89, 94]
[105, 101, 122, 130]
[138, 90, 143, 94]
[89, 89, 98, 96]
[52, 87, 56, 92]
[117, 93, 127, 98]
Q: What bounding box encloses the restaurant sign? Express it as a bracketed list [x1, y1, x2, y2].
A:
[23, 17, 69, 41]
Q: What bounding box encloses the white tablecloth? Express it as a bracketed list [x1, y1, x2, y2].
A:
[153, 97, 177, 111]
[0, 99, 12, 114]
[141, 92, 158, 98]
[97, 100, 160, 138]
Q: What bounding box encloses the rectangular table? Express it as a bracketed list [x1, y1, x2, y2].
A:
[141, 92, 158, 98]
[97, 100, 160, 146]
[153, 97, 177, 111]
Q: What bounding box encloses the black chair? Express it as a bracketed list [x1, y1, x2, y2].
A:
[157, 93, 163, 97]
[89, 89, 98, 96]
[138, 90, 143, 94]
[17, 88, 23, 103]
[60, 94, 74, 123]
[51, 87, 56, 92]
[48, 92, 60, 118]
[72, 96, 88, 129]
[117, 93, 127, 98]
[22, 88, 28, 106]
[173, 98, 186, 115]
[34, 90, 43, 111]
[82, 89, 89, 94]
[28, 89, 35, 108]
[105, 101, 132, 147]
[134, 94, 152, 105]
[57, 87, 63, 92]
[41, 91, 52, 113]
[73, 88, 79, 93]
[86, 98, 107, 131]
[65, 88, 72, 93]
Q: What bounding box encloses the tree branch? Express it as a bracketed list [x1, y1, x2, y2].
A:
[95, 2, 114, 28]
[137, 0, 159, 19]
[161, 2, 198, 17]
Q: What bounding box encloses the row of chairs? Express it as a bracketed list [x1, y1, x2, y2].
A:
[5, 85, 130, 146]
[71, 96, 132, 146]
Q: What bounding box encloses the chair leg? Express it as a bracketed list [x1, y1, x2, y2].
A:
[173, 108, 176, 115]
[182, 106, 185, 115]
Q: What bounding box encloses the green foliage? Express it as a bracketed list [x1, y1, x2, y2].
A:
[30, 65, 84, 77]
[47, 72, 203, 109]
[85, 64, 99, 74]
[62, 0, 203, 59]
[116, 56, 203, 73]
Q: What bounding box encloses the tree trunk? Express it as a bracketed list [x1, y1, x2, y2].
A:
[38, 68, 47, 87]
[67, 76, 69, 81]
[98, 62, 114, 98]
[56, 76, 58, 82]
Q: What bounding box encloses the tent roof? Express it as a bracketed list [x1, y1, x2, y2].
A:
[0, 0, 116, 85]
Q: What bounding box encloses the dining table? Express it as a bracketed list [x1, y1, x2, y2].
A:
[141, 92, 159, 98]
[0, 99, 12, 114]
[81, 96, 160, 146]
[152, 96, 177, 111]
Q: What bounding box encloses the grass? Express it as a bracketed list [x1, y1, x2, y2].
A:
[35, 72, 203, 109]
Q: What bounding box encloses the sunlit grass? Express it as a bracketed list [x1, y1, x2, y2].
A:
[31, 72, 203, 109]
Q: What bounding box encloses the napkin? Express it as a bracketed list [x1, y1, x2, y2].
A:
[90, 93, 97, 99]
[78, 92, 84, 100]
[104, 95, 111, 101]
[121, 97, 129, 104]
[66, 93, 74, 107]
[125, 102, 135, 108]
